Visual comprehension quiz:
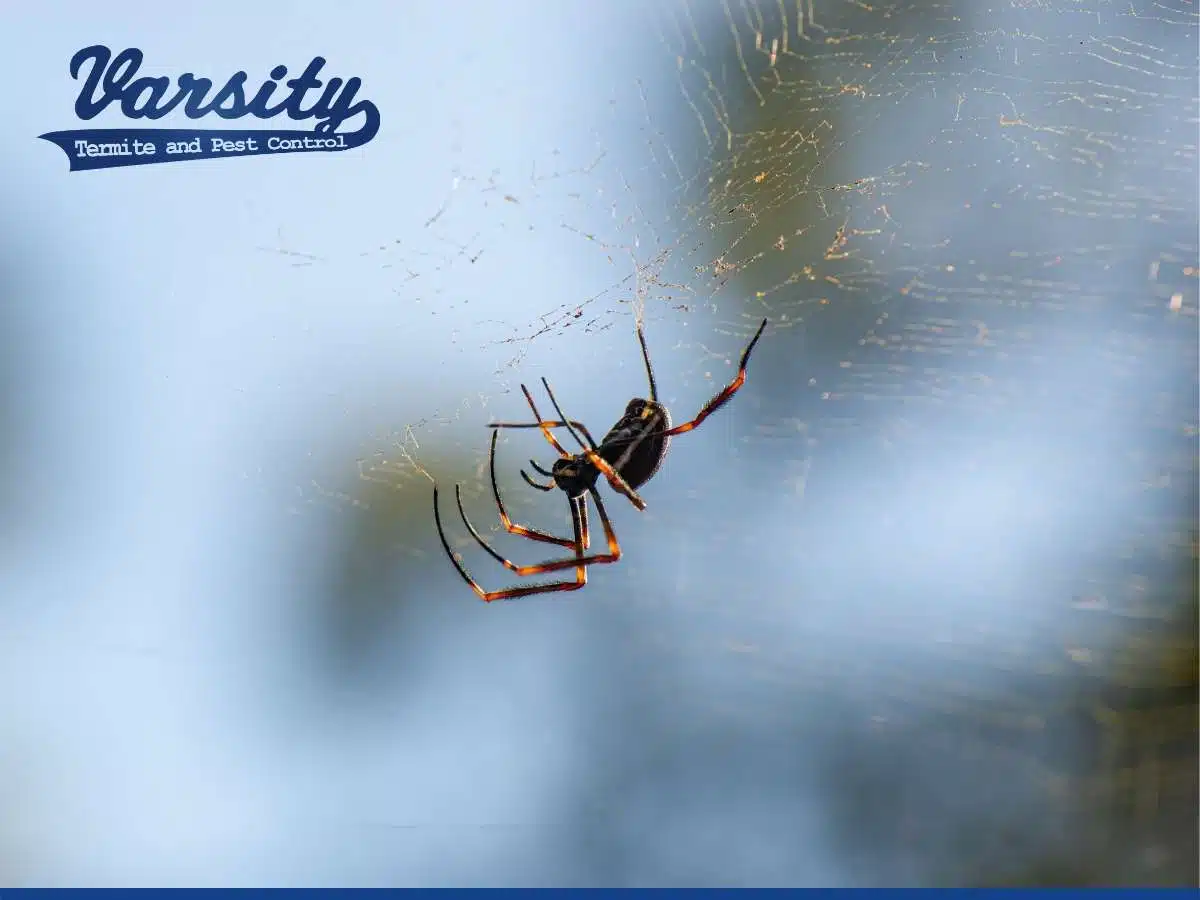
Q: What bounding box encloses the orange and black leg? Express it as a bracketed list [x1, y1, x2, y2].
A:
[660, 318, 767, 437]
[454, 481, 620, 579]
[480, 430, 580, 548]
[434, 489, 591, 601]
[433, 486, 623, 602]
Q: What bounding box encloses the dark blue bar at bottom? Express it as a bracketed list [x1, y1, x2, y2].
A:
[0, 889, 1194, 895]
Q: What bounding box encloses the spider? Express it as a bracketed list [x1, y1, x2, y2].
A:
[433, 316, 769, 601]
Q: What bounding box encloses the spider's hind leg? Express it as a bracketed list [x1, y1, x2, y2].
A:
[659, 318, 768, 438]
[433, 483, 590, 602]
[454, 485, 616, 577]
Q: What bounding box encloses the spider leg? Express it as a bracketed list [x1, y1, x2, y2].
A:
[493, 426, 595, 491]
[659, 318, 768, 437]
[528, 459, 555, 478]
[635, 320, 658, 402]
[454, 485, 618, 576]
[485, 430, 575, 547]
[434, 485, 590, 602]
[530, 380, 594, 453]
[520, 458, 563, 494]
[488, 418, 600, 449]
[482, 426, 575, 493]
[520, 469, 555, 492]
[505, 386, 581, 458]
[516, 464, 592, 548]
[539, 377, 648, 512]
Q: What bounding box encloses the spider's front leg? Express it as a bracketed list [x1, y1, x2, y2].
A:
[488, 417, 600, 450]
[486, 385, 597, 458]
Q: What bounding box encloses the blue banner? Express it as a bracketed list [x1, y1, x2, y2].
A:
[39, 124, 377, 172]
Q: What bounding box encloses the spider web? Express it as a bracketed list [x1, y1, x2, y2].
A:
[344, 1, 1196, 462]
[282, 0, 1195, 885]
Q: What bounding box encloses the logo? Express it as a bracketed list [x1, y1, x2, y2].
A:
[39, 45, 380, 172]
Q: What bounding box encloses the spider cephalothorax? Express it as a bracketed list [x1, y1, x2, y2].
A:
[433, 316, 768, 602]
[547, 456, 596, 498]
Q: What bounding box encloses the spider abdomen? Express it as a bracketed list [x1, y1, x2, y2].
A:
[595, 398, 672, 490]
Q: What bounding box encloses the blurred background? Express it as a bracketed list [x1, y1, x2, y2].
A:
[1, 0, 1196, 887]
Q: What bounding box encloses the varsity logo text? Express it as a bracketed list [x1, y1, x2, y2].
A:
[39, 45, 380, 172]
